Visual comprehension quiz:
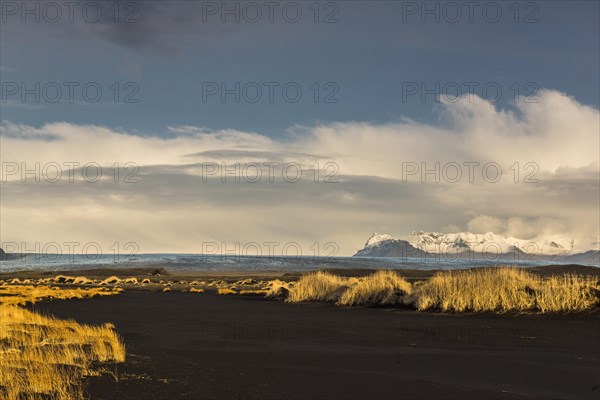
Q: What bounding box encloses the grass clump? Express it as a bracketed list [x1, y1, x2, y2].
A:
[0, 285, 125, 399]
[0, 305, 125, 400]
[217, 288, 237, 295]
[72, 276, 93, 285]
[338, 270, 412, 306]
[409, 267, 599, 313]
[286, 272, 356, 303]
[280, 268, 598, 313]
[264, 279, 293, 300]
[239, 289, 269, 296]
[0, 285, 121, 306]
[99, 276, 121, 285]
[535, 274, 598, 312]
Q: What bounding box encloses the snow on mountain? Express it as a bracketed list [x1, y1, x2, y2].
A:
[357, 231, 575, 256]
[407, 231, 574, 255]
[355, 233, 427, 257]
[364, 233, 395, 248]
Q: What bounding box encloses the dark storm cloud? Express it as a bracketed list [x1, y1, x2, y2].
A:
[86, 1, 237, 53]
[1, 0, 243, 53]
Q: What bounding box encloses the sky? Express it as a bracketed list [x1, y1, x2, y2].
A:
[1, 0, 599, 256]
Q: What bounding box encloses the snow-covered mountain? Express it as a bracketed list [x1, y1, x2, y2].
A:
[354, 233, 428, 257]
[364, 233, 394, 247]
[407, 231, 574, 256]
[354, 231, 577, 257]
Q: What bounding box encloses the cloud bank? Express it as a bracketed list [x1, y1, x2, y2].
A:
[1, 90, 598, 254]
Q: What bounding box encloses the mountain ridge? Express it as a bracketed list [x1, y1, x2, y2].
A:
[354, 232, 598, 264]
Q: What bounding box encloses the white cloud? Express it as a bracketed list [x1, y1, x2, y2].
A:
[1, 90, 598, 254]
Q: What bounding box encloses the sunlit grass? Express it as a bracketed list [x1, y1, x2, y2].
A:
[217, 288, 237, 295]
[0, 284, 121, 306]
[264, 279, 293, 299]
[0, 285, 125, 399]
[238, 289, 269, 295]
[338, 270, 412, 306]
[286, 271, 355, 303]
[409, 267, 599, 312]
[281, 268, 599, 313]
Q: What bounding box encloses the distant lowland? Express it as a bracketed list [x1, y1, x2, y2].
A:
[0, 247, 22, 261]
[1, 230, 598, 272]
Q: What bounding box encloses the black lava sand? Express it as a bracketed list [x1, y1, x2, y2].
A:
[30, 289, 600, 400]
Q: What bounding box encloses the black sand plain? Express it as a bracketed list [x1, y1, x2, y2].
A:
[11, 265, 599, 400]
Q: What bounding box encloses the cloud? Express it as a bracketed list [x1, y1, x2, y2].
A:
[1, 90, 598, 254]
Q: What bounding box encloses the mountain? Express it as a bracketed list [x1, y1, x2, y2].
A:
[407, 231, 574, 255]
[562, 250, 600, 265]
[352, 231, 597, 262]
[0, 247, 22, 261]
[354, 233, 429, 257]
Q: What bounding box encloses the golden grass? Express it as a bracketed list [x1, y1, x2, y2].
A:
[286, 272, 357, 303]
[264, 279, 293, 299]
[238, 289, 269, 296]
[53, 276, 75, 284]
[281, 268, 599, 313]
[72, 277, 93, 285]
[0, 286, 125, 399]
[217, 288, 237, 295]
[409, 268, 599, 313]
[99, 276, 121, 285]
[0, 285, 121, 306]
[189, 288, 205, 293]
[524, 274, 598, 312]
[338, 270, 412, 306]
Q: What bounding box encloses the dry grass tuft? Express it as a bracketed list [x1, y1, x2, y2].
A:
[338, 270, 412, 306]
[279, 268, 598, 313]
[409, 267, 599, 313]
[72, 276, 93, 285]
[0, 285, 125, 399]
[239, 289, 269, 296]
[53, 275, 75, 284]
[217, 288, 237, 295]
[0, 285, 121, 306]
[99, 276, 121, 285]
[286, 272, 356, 303]
[264, 279, 292, 299]
[534, 274, 599, 312]
[0, 305, 125, 400]
[189, 287, 205, 293]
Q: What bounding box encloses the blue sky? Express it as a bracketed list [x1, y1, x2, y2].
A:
[2, 1, 598, 136]
[1, 1, 599, 255]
